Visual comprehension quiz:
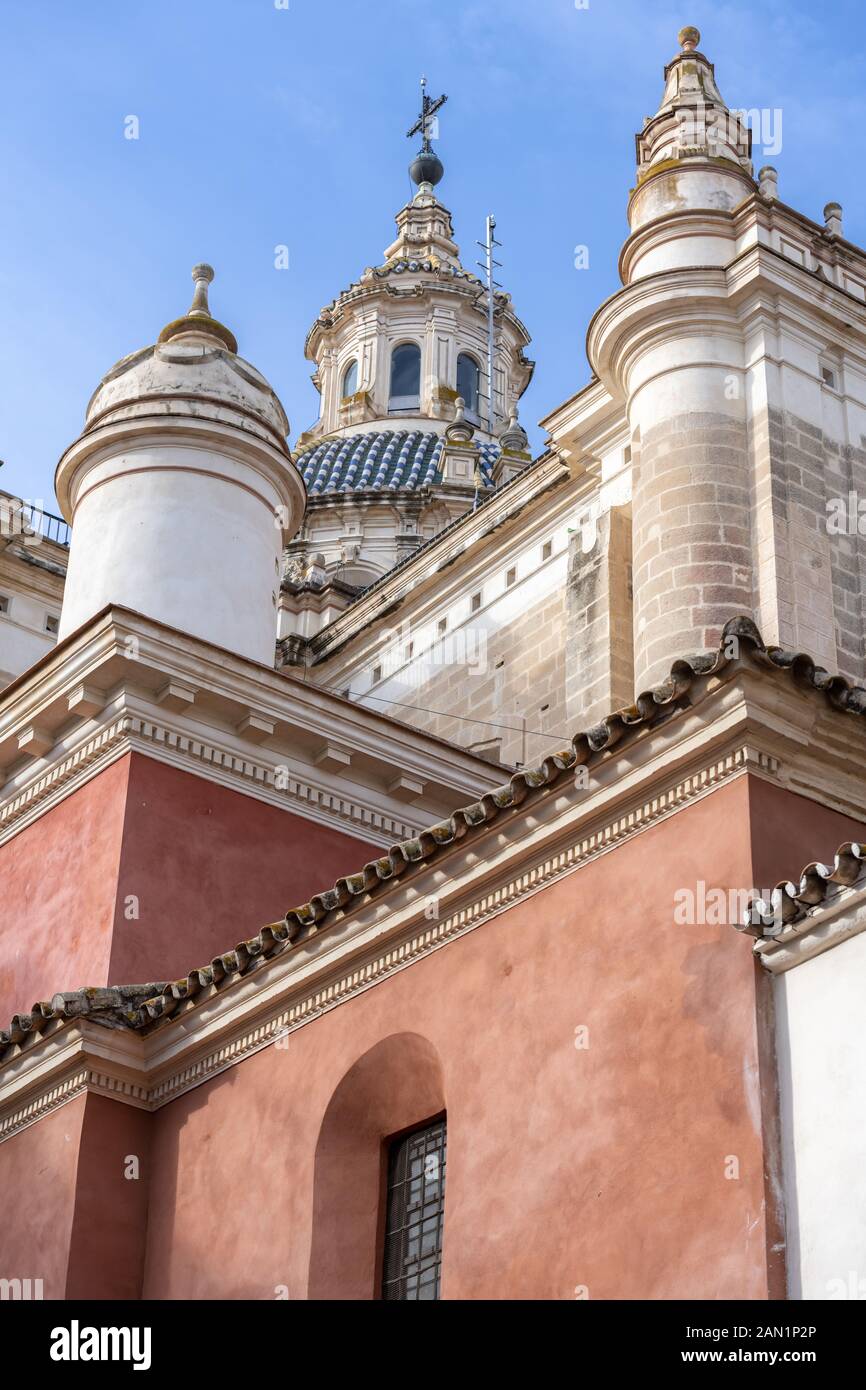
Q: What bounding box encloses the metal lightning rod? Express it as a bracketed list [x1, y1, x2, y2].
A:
[477, 216, 503, 438]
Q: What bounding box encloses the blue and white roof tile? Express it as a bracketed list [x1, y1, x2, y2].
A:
[297, 430, 501, 496]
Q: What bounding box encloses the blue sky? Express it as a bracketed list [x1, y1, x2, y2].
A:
[2, 0, 865, 509]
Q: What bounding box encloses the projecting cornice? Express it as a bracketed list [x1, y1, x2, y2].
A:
[596, 194, 866, 396]
[737, 841, 866, 973]
[0, 606, 505, 850]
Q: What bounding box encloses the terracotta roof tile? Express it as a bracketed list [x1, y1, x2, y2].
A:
[738, 841, 865, 939]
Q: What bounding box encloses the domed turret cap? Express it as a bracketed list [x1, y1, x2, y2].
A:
[82, 264, 290, 452]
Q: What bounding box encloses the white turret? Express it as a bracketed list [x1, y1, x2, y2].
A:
[629, 25, 753, 244]
[56, 265, 305, 665]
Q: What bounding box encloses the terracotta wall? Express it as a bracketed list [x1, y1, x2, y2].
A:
[0, 758, 129, 1019]
[0, 1094, 86, 1300]
[0, 1094, 152, 1300]
[65, 1095, 152, 1300]
[108, 753, 378, 987]
[134, 772, 864, 1301]
[3, 772, 860, 1300]
[0, 752, 378, 1018]
[745, 776, 862, 890]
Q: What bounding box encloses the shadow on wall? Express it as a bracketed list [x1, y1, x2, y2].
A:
[308, 1031, 445, 1300]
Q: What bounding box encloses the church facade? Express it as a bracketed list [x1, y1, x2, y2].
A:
[1, 27, 865, 1301]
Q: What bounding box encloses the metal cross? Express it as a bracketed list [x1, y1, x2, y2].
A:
[407, 77, 448, 152]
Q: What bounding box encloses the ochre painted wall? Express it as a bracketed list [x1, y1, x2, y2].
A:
[2, 773, 862, 1300]
[0, 758, 129, 1019]
[134, 772, 864, 1302]
[0, 752, 379, 1018]
[0, 1094, 86, 1300]
[108, 753, 379, 987]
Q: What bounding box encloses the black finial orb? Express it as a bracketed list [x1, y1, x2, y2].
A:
[409, 148, 444, 188]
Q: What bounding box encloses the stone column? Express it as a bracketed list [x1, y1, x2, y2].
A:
[565, 505, 634, 724]
[629, 350, 753, 690]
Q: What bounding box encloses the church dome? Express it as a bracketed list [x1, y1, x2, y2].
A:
[297, 428, 501, 495]
[280, 85, 534, 598]
[82, 265, 290, 454]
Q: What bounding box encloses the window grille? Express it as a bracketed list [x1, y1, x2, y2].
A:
[381, 1117, 447, 1301]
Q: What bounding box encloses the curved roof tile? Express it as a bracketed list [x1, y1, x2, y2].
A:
[739, 841, 865, 939]
[297, 429, 501, 495]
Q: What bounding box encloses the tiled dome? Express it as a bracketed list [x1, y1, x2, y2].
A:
[297, 430, 501, 496]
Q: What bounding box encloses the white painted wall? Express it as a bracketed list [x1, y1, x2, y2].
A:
[0, 594, 58, 685]
[775, 928, 866, 1299]
[58, 442, 289, 665]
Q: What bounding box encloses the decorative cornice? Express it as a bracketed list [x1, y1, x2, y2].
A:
[0, 716, 132, 839]
[0, 711, 418, 848]
[1, 1065, 89, 1143]
[0, 607, 504, 847]
[592, 210, 866, 402]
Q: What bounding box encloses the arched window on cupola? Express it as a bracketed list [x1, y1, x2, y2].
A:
[389, 343, 421, 412]
[457, 353, 481, 422]
[341, 360, 359, 398]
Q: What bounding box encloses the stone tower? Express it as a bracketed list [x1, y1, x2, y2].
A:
[589, 26, 756, 689]
[590, 26, 866, 691]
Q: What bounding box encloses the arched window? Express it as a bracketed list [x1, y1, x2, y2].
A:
[389, 343, 421, 411]
[308, 1032, 446, 1299]
[457, 353, 480, 420]
[341, 360, 358, 398]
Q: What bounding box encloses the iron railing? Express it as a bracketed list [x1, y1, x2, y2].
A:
[20, 503, 70, 547]
[0, 494, 70, 548]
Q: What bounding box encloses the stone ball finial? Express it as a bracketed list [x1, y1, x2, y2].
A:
[678, 25, 701, 51]
[824, 202, 843, 237]
[189, 263, 215, 318]
[758, 166, 779, 201]
[500, 405, 530, 455]
[445, 395, 475, 443]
